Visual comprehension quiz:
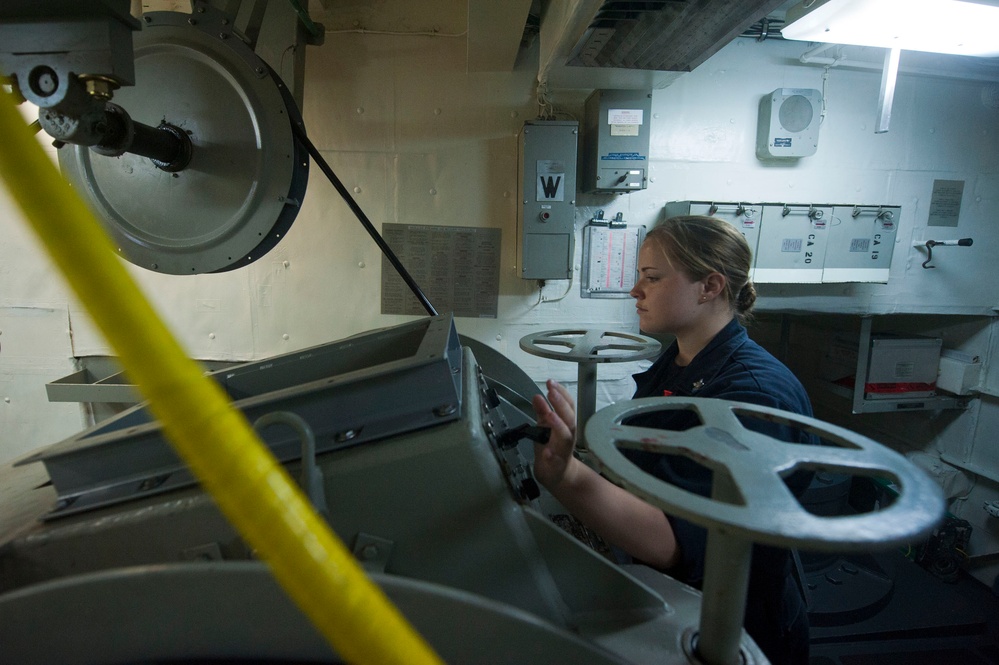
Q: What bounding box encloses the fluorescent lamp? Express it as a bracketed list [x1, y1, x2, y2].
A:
[782, 0, 999, 57]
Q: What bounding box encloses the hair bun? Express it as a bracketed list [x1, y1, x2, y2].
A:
[737, 282, 757, 313]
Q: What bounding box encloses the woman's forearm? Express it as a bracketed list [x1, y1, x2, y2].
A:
[547, 458, 680, 570]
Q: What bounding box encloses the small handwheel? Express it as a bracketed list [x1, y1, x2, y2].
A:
[585, 397, 944, 551]
[519, 329, 661, 364]
[520, 330, 661, 434]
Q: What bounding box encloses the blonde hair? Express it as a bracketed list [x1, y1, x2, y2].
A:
[645, 215, 756, 321]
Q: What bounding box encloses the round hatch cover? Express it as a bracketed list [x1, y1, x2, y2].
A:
[58, 7, 308, 274]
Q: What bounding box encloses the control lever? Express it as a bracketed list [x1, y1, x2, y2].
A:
[494, 423, 549, 502]
[920, 237, 974, 269]
[496, 423, 551, 450]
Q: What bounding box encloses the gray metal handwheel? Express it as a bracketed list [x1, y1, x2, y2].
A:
[585, 396, 945, 551]
[519, 330, 661, 433]
[519, 329, 661, 364]
[586, 396, 945, 665]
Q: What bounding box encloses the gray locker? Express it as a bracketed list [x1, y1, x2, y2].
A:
[754, 204, 831, 283]
[822, 206, 899, 283]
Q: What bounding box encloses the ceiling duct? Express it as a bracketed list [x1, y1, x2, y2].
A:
[540, 0, 787, 89]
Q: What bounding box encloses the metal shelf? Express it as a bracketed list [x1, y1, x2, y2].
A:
[828, 316, 972, 414]
[46, 368, 140, 405]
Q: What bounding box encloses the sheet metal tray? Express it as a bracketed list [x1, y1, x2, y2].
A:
[20, 315, 463, 518]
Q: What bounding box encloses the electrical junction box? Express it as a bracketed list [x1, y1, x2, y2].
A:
[517, 120, 578, 280]
[582, 89, 652, 193]
[757, 88, 822, 159]
[663, 201, 762, 280]
[822, 206, 899, 283]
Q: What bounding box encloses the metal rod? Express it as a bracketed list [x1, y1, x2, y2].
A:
[291, 121, 438, 317]
[576, 361, 597, 448]
[876, 47, 901, 134]
[287, 0, 324, 42]
[697, 528, 753, 665]
[853, 316, 873, 414]
[695, 460, 753, 665]
[697, 464, 754, 665]
[696, 529, 753, 665]
[240, 0, 270, 50]
[125, 121, 191, 170]
[40, 101, 192, 171]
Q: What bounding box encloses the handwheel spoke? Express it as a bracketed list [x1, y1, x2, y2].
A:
[782, 441, 900, 476]
[604, 420, 804, 516]
[688, 399, 756, 436]
[566, 330, 608, 359]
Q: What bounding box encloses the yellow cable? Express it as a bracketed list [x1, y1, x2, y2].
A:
[0, 87, 442, 665]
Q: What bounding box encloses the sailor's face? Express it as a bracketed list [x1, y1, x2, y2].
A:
[629, 241, 703, 334]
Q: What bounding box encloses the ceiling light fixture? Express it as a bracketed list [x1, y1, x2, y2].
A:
[782, 0, 999, 58]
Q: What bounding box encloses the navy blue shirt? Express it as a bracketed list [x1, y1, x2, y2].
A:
[626, 317, 811, 665]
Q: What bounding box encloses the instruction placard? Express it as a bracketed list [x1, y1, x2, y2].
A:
[381, 224, 500, 318]
[608, 108, 643, 137]
[928, 179, 964, 227]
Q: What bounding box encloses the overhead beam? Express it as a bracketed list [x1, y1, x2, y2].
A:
[467, 0, 533, 72]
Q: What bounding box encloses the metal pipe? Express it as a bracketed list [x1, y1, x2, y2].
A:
[102, 116, 192, 172]
[876, 47, 901, 134]
[696, 467, 753, 664]
[40, 101, 192, 171]
[576, 361, 598, 449]
[799, 42, 842, 63]
[288, 0, 324, 43]
[122, 119, 190, 165]
[697, 529, 753, 665]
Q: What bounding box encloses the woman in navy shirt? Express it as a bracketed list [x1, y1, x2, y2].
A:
[531, 215, 811, 664]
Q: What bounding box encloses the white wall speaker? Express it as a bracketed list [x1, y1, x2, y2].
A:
[756, 88, 822, 159]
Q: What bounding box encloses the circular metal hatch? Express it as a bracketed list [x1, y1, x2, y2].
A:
[58, 8, 308, 274]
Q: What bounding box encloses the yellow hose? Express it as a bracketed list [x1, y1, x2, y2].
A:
[0, 89, 442, 665]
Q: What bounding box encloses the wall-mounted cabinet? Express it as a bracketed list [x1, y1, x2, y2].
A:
[663, 201, 898, 285]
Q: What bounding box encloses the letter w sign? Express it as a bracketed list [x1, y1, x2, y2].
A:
[536, 165, 565, 202]
[538, 173, 565, 201]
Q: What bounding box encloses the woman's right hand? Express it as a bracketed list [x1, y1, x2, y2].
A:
[531, 379, 579, 490]
[530, 381, 681, 570]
